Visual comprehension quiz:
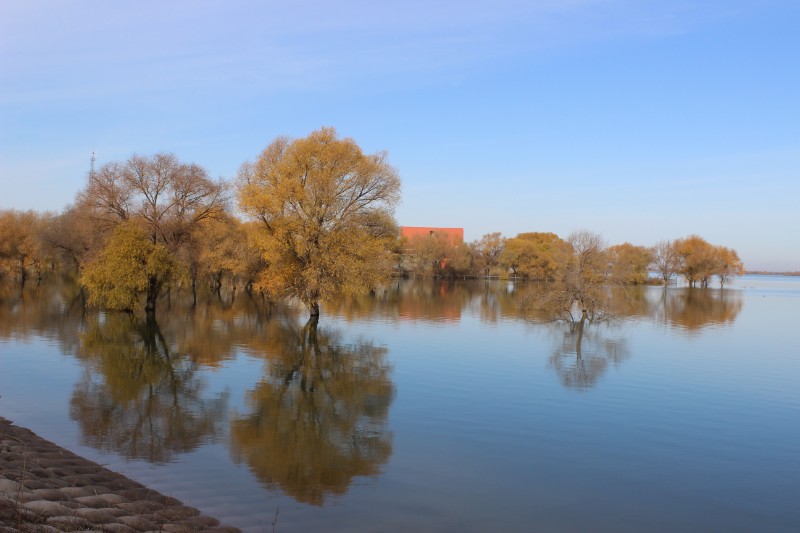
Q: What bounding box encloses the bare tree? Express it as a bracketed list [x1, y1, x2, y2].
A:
[472, 232, 506, 278]
[652, 240, 677, 284]
[535, 230, 610, 324]
[77, 153, 227, 250]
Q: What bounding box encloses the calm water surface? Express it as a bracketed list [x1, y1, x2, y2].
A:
[1, 276, 798, 532]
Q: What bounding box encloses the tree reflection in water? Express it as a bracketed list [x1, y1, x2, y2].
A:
[230, 317, 394, 506]
[548, 320, 630, 389]
[530, 285, 742, 389]
[656, 288, 743, 331]
[70, 313, 229, 463]
[1, 279, 743, 462]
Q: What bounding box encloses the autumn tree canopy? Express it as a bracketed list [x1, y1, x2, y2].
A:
[237, 127, 401, 318]
[499, 232, 571, 280]
[713, 246, 745, 288]
[39, 206, 104, 272]
[80, 222, 178, 313]
[607, 242, 654, 285]
[670, 235, 744, 288]
[0, 209, 50, 283]
[471, 232, 506, 277]
[75, 153, 227, 315]
[403, 232, 472, 279]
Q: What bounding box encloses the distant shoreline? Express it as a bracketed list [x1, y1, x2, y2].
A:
[745, 271, 800, 277]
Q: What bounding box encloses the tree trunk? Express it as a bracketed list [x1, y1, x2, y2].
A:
[306, 315, 319, 336]
[18, 257, 27, 287]
[145, 275, 159, 317]
[574, 315, 586, 354]
[308, 301, 320, 318]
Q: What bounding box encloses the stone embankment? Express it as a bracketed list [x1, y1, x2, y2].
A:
[0, 417, 239, 532]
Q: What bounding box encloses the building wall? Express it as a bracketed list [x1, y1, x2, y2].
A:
[400, 226, 464, 244]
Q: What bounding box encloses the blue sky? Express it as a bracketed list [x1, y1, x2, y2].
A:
[1, 0, 798, 271]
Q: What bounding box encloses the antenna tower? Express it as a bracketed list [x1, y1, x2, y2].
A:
[90, 150, 96, 176]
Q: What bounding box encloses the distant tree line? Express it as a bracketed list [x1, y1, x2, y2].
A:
[398, 229, 744, 288]
[0, 128, 744, 319]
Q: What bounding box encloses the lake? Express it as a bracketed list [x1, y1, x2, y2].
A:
[1, 276, 798, 532]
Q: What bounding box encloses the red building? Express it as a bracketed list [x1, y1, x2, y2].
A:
[400, 226, 464, 244]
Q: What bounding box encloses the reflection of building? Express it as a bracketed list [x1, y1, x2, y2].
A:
[400, 226, 464, 245]
[397, 282, 463, 322]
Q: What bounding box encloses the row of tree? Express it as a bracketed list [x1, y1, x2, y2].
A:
[0, 128, 744, 319]
[400, 229, 744, 288]
[0, 128, 400, 319]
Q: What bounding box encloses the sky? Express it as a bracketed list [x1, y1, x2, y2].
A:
[1, 0, 798, 271]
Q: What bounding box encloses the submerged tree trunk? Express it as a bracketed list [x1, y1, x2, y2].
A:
[145, 275, 160, 317]
[18, 257, 28, 288]
[306, 314, 319, 335]
[573, 316, 586, 355]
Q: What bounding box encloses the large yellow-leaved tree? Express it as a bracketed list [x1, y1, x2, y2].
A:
[237, 127, 401, 318]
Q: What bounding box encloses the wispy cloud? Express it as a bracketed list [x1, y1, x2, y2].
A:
[3, 0, 770, 103]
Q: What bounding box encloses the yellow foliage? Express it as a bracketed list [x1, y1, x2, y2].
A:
[607, 242, 654, 284]
[237, 127, 400, 315]
[0, 209, 52, 281]
[410, 233, 472, 278]
[499, 232, 571, 280]
[81, 222, 179, 311]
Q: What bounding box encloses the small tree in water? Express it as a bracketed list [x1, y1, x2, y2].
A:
[237, 127, 401, 318]
[523, 230, 614, 326]
[556, 231, 611, 324]
[81, 223, 178, 316]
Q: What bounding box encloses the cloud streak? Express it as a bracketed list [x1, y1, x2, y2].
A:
[2, 0, 764, 103]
